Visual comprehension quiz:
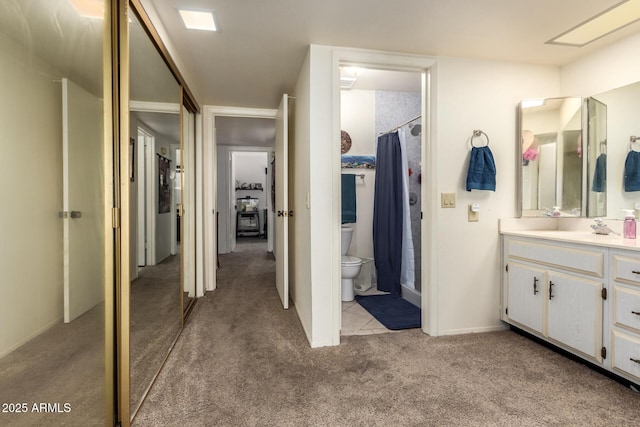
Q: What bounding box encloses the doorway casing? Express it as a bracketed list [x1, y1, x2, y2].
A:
[331, 48, 438, 341]
[202, 106, 278, 292]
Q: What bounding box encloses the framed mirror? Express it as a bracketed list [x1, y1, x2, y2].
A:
[518, 96, 607, 218]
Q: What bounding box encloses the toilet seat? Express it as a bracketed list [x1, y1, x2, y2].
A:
[341, 255, 362, 265]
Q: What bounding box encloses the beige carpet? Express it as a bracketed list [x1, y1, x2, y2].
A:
[130, 254, 183, 413]
[133, 240, 639, 426]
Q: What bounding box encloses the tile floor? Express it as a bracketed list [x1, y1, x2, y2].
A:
[341, 285, 398, 336]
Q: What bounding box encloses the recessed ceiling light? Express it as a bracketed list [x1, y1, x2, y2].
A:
[68, 0, 104, 20]
[178, 9, 218, 31]
[547, 0, 640, 47]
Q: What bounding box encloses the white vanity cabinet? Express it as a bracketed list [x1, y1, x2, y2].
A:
[503, 237, 605, 363]
[610, 251, 640, 383]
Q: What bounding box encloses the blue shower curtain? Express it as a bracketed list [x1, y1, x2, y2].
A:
[373, 131, 403, 296]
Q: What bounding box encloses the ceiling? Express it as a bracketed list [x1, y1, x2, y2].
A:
[144, 0, 640, 109]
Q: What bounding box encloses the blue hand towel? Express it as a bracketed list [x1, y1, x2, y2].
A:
[466, 146, 496, 191]
[341, 173, 357, 223]
[591, 153, 606, 192]
[624, 151, 640, 192]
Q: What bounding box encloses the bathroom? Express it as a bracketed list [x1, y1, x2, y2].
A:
[339, 67, 423, 334]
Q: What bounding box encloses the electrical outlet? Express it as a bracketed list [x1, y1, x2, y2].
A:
[468, 204, 479, 222]
[441, 192, 456, 208]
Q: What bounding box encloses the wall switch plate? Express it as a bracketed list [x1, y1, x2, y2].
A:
[441, 192, 456, 208]
[468, 204, 479, 222]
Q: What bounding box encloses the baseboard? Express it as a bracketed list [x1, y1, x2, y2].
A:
[438, 324, 508, 336]
[0, 316, 63, 358]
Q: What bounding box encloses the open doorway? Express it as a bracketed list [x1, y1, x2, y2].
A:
[338, 67, 425, 336]
[214, 116, 276, 257]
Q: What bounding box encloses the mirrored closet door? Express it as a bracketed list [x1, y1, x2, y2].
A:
[0, 0, 113, 425]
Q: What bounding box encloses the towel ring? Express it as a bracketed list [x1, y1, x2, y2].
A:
[470, 130, 489, 147]
[630, 136, 640, 152]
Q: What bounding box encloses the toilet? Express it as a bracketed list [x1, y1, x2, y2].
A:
[341, 226, 363, 301]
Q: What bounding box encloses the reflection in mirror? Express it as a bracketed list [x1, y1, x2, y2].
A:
[585, 98, 607, 217]
[129, 10, 182, 418]
[182, 106, 197, 312]
[520, 97, 582, 217]
[0, 0, 107, 424]
[590, 81, 640, 218]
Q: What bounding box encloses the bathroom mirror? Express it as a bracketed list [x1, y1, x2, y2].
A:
[518, 96, 607, 218]
[589, 81, 640, 219]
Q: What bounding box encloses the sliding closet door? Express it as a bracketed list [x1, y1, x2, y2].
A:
[0, 0, 114, 425]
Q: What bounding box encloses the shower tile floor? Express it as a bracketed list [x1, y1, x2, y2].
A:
[341, 285, 397, 336]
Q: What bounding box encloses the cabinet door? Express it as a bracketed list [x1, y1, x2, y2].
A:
[547, 271, 603, 361]
[507, 262, 546, 334]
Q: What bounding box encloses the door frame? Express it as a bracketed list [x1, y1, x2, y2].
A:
[332, 49, 437, 341]
[202, 106, 278, 293]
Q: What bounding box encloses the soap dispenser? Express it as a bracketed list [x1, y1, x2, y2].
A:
[623, 209, 636, 239]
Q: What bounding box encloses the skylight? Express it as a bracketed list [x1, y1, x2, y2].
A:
[547, 0, 640, 47]
[178, 9, 218, 32]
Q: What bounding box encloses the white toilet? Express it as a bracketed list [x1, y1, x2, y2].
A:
[341, 226, 363, 301]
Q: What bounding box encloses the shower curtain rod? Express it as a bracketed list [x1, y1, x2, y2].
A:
[380, 114, 422, 135]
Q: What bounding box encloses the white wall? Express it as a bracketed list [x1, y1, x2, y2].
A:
[561, 32, 640, 98]
[0, 34, 63, 356]
[291, 50, 314, 344]
[433, 57, 559, 334]
[340, 90, 375, 258]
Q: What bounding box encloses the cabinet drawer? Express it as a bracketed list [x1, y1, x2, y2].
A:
[611, 330, 640, 382]
[507, 240, 604, 277]
[613, 286, 640, 333]
[613, 254, 640, 286]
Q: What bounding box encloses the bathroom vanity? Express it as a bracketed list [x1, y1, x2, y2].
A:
[500, 219, 640, 387]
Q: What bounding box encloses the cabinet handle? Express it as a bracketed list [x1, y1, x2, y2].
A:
[533, 277, 539, 295]
[631, 358, 640, 365]
[549, 281, 554, 300]
[632, 311, 640, 316]
[632, 270, 640, 275]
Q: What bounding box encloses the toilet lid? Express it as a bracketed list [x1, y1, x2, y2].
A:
[341, 256, 361, 265]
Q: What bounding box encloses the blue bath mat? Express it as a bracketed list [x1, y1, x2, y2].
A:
[355, 294, 421, 330]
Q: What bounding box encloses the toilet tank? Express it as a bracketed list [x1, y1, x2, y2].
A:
[341, 226, 353, 255]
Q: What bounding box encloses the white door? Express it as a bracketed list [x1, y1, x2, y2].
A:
[62, 78, 105, 323]
[275, 94, 289, 309]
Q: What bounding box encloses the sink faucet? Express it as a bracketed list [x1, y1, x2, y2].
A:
[591, 218, 616, 235]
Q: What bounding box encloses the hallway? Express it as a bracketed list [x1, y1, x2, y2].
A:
[132, 241, 639, 426]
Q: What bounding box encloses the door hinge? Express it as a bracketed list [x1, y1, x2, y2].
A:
[112, 207, 120, 229]
[505, 307, 508, 315]
[601, 346, 607, 359]
[505, 264, 509, 272]
[601, 288, 607, 300]
[421, 212, 423, 220]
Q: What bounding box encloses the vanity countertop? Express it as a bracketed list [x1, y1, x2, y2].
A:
[500, 229, 640, 251]
[499, 218, 640, 252]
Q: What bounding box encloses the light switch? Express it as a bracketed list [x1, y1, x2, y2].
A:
[441, 192, 456, 208]
[468, 204, 479, 222]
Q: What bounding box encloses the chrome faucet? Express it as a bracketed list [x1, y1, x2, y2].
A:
[591, 218, 616, 235]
